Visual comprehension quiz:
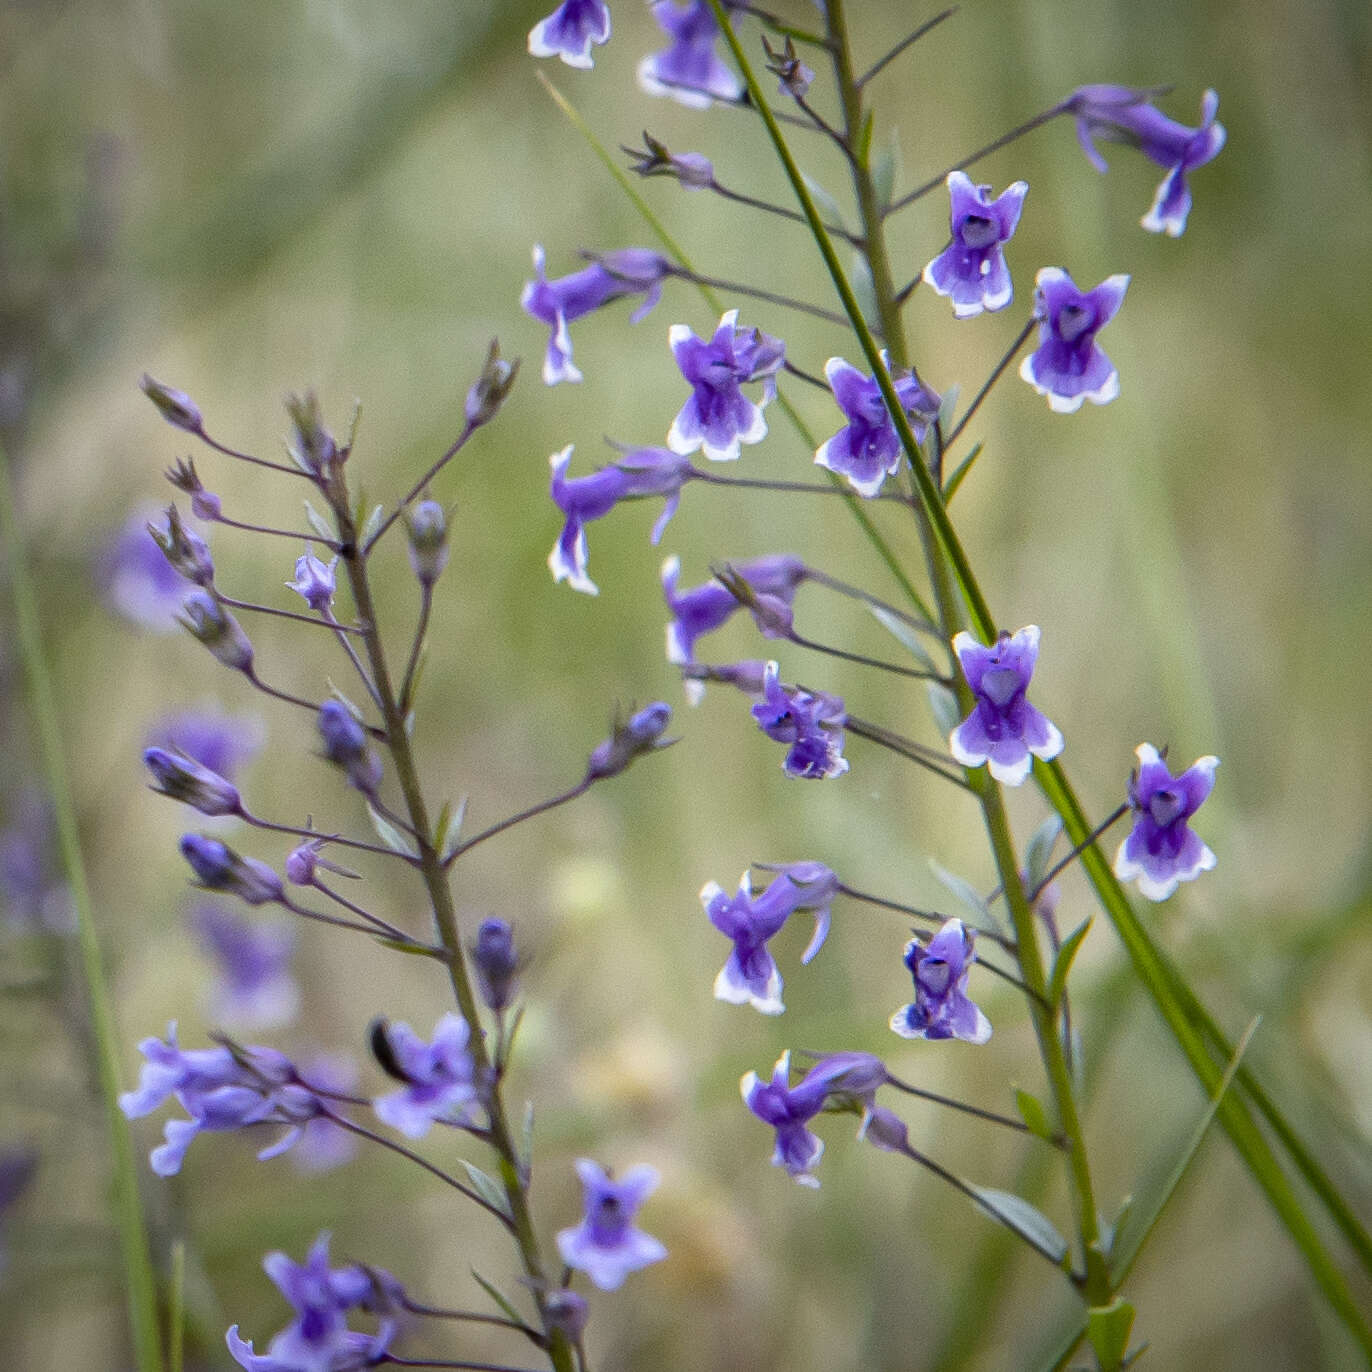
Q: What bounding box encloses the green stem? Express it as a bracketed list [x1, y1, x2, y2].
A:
[0, 438, 165, 1372]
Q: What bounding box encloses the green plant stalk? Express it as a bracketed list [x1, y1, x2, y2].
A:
[707, 1, 1372, 1357]
[332, 497, 574, 1372]
[0, 438, 165, 1372]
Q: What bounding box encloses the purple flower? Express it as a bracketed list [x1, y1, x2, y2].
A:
[556, 1159, 667, 1290]
[1065, 85, 1226, 236]
[922, 172, 1028, 318]
[667, 310, 784, 462]
[814, 354, 941, 497]
[286, 548, 337, 614]
[740, 1050, 828, 1187]
[1019, 268, 1130, 413]
[949, 626, 1063, 785]
[661, 553, 809, 664]
[700, 865, 834, 1014]
[638, 0, 742, 109]
[751, 661, 848, 779]
[226, 1233, 396, 1372]
[97, 508, 190, 632]
[291, 1055, 361, 1174]
[889, 918, 992, 1044]
[548, 443, 693, 595]
[528, 0, 611, 68]
[181, 834, 284, 906]
[120, 1025, 326, 1175]
[144, 747, 242, 816]
[371, 1014, 477, 1138]
[147, 707, 264, 780]
[522, 245, 669, 385]
[190, 902, 299, 1030]
[1114, 743, 1218, 901]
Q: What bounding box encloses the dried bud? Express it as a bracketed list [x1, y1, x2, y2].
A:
[317, 700, 382, 795]
[763, 35, 814, 99]
[149, 505, 214, 586]
[586, 702, 675, 781]
[165, 457, 222, 521]
[472, 918, 519, 1012]
[623, 132, 714, 190]
[143, 747, 241, 817]
[140, 374, 203, 433]
[179, 590, 253, 672]
[285, 836, 357, 886]
[465, 339, 520, 428]
[285, 390, 337, 476]
[405, 500, 449, 587]
[180, 834, 282, 905]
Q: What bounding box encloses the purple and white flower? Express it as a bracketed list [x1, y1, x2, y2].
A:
[527, 0, 611, 69]
[638, 0, 742, 109]
[286, 548, 337, 614]
[1114, 743, 1218, 901]
[751, 661, 848, 779]
[1065, 85, 1226, 236]
[190, 902, 299, 1030]
[667, 309, 784, 462]
[371, 1014, 478, 1138]
[814, 354, 941, 496]
[661, 553, 809, 664]
[1019, 267, 1130, 413]
[889, 918, 992, 1044]
[740, 1050, 829, 1187]
[949, 626, 1063, 786]
[557, 1159, 667, 1290]
[922, 172, 1029, 317]
[548, 444, 693, 594]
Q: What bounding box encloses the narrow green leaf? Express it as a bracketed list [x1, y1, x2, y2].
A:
[968, 1185, 1069, 1265]
[1047, 919, 1093, 1011]
[942, 442, 985, 503]
[367, 802, 419, 859]
[360, 503, 385, 546]
[929, 859, 991, 923]
[800, 171, 849, 234]
[1025, 814, 1064, 892]
[926, 681, 962, 739]
[1087, 1300, 1135, 1371]
[1013, 1087, 1055, 1143]
[439, 796, 469, 863]
[470, 1268, 524, 1327]
[459, 1160, 513, 1222]
[849, 251, 879, 328]
[304, 499, 335, 542]
[866, 603, 938, 672]
[936, 382, 961, 431]
[855, 108, 875, 165]
[870, 128, 901, 212]
[520, 1100, 535, 1176]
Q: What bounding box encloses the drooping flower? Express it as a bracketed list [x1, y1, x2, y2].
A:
[638, 1, 742, 109]
[370, 1014, 478, 1138]
[1019, 268, 1130, 413]
[890, 918, 992, 1044]
[1064, 85, 1226, 236]
[699, 866, 834, 1014]
[814, 354, 941, 497]
[666, 310, 785, 462]
[556, 1159, 668, 1290]
[286, 548, 337, 614]
[739, 1050, 828, 1187]
[548, 444, 694, 594]
[949, 626, 1063, 786]
[522, 245, 670, 385]
[922, 172, 1029, 317]
[661, 553, 809, 664]
[751, 661, 849, 779]
[1114, 743, 1218, 901]
[527, 0, 612, 68]
[190, 902, 299, 1030]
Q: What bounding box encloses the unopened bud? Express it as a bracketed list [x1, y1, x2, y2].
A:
[285, 390, 337, 476]
[165, 457, 222, 522]
[317, 700, 382, 795]
[624, 132, 714, 190]
[179, 834, 282, 905]
[465, 339, 520, 428]
[405, 500, 449, 587]
[858, 1104, 910, 1154]
[140, 374, 203, 433]
[586, 701, 675, 781]
[143, 748, 241, 817]
[545, 1289, 589, 1342]
[763, 35, 814, 99]
[179, 590, 253, 672]
[472, 918, 519, 1012]
[149, 505, 214, 586]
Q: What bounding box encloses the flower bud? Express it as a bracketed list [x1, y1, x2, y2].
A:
[405, 500, 449, 587]
[858, 1104, 910, 1154]
[165, 457, 222, 522]
[465, 338, 520, 428]
[545, 1289, 589, 1342]
[180, 834, 282, 905]
[317, 701, 382, 795]
[763, 35, 814, 99]
[472, 918, 519, 1012]
[286, 548, 337, 614]
[285, 390, 337, 476]
[179, 590, 253, 672]
[143, 747, 241, 817]
[624, 132, 714, 190]
[140, 374, 203, 433]
[586, 702, 675, 781]
[149, 505, 214, 586]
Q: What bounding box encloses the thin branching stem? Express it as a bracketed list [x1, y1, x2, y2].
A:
[445, 781, 592, 866]
[400, 1298, 542, 1344]
[671, 267, 864, 331]
[308, 877, 415, 943]
[213, 589, 364, 634]
[213, 513, 339, 548]
[785, 628, 948, 682]
[843, 713, 971, 788]
[689, 468, 912, 505]
[238, 810, 408, 863]
[882, 1070, 1048, 1138]
[702, 179, 863, 246]
[400, 583, 433, 714]
[276, 891, 434, 951]
[1030, 804, 1130, 904]
[943, 316, 1037, 453]
[243, 666, 386, 736]
[197, 429, 313, 480]
[365, 421, 476, 554]
[856, 7, 957, 87]
[836, 880, 1013, 950]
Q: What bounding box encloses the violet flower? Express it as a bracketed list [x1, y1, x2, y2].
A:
[1065, 85, 1226, 236]
[751, 661, 849, 779]
[527, 0, 611, 68]
[286, 548, 337, 614]
[190, 902, 299, 1030]
[638, 0, 742, 109]
[661, 553, 809, 664]
[585, 701, 676, 780]
[317, 701, 382, 797]
[1114, 743, 1218, 900]
[740, 1050, 829, 1187]
[371, 1014, 478, 1138]
[556, 1159, 667, 1290]
[522, 245, 669, 385]
[949, 626, 1063, 786]
[1019, 267, 1130, 413]
[667, 310, 785, 462]
[291, 1055, 361, 1174]
[548, 443, 693, 595]
[889, 917, 992, 1044]
[922, 172, 1029, 318]
[814, 353, 941, 497]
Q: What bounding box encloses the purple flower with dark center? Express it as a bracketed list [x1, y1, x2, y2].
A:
[814, 353, 941, 497]
[661, 553, 809, 664]
[1114, 743, 1218, 901]
[922, 172, 1029, 318]
[548, 443, 694, 595]
[286, 548, 337, 614]
[120, 1025, 326, 1175]
[890, 917, 992, 1044]
[638, 0, 742, 109]
[522, 245, 669, 385]
[557, 1159, 667, 1290]
[751, 661, 848, 779]
[1019, 268, 1130, 413]
[667, 309, 784, 462]
[949, 626, 1063, 786]
[181, 834, 284, 906]
[190, 902, 299, 1030]
[528, 0, 611, 68]
[97, 508, 190, 632]
[371, 1014, 478, 1138]
[1065, 85, 1226, 236]
[147, 706, 264, 780]
[740, 1050, 829, 1187]
[699, 867, 834, 1014]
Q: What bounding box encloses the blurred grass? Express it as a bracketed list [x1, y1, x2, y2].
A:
[2, 0, 1371, 1368]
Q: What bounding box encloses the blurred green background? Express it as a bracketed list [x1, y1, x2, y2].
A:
[2, 0, 1370, 1367]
